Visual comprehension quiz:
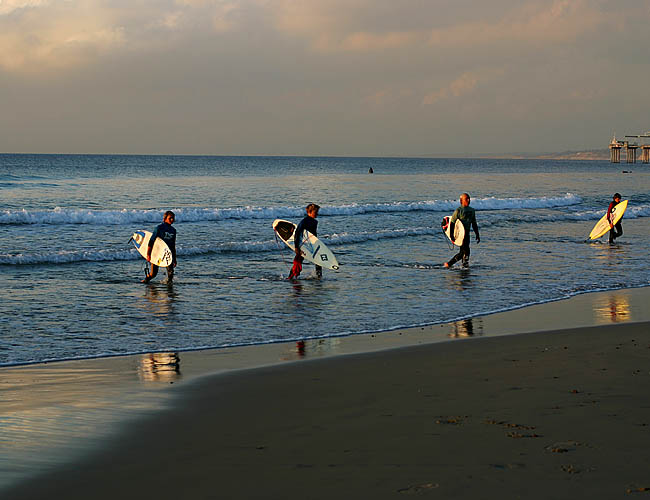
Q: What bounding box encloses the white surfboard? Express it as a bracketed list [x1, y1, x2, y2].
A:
[441, 215, 466, 246]
[131, 230, 173, 267]
[588, 200, 628, 240]
[273, 219, 339, 271]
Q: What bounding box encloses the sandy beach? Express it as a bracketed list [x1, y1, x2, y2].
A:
[2, 288, 650, 499]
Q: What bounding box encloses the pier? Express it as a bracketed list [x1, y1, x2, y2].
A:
[610, 133, 650, 163]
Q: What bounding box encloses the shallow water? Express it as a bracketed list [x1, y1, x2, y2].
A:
[1, 154, 649, 366]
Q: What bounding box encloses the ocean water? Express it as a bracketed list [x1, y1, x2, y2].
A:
[1, 154, 649, 366]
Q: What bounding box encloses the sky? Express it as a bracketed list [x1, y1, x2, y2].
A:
[1, 0, 649, 156]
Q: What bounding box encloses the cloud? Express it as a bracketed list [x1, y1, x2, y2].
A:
[0, 0, 51, 16]
[270, 0, 616, 53]
[363, 88, 415, 108]
[427, 0, 608, 48]
[0, 0, 248, 73]
[271, 0, 429, 52]
[0, 2, 130, 72]
[422, 72, 478, 106]
[0, 0, 634, 74]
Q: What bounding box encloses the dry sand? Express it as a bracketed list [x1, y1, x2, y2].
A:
[4, 314, 650, 498]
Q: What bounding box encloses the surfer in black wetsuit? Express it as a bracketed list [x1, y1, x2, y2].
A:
[142, 210, 177, 283]
[444, 193, 480, 269]
[607, 193, 623, 244]
[294, 203, 322, 278]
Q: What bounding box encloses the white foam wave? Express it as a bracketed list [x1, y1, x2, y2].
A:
[0, 241, 282, 266]
[0, 194, 582, 226]
[560, 203, 650, 221]
[4, 202, 650, 266]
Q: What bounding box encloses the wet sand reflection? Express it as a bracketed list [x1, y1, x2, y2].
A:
[138, 353, 181, 382]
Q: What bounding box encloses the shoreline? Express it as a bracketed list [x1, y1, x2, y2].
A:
[2, 284, 648, 370]
[2, 286, 650, 496]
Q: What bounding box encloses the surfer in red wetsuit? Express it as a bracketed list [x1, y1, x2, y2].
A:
[444, 193, 480, 269]
[607, 193, 623, 244]
[291, 203, 322, 279]
[142, 210, 177, 283]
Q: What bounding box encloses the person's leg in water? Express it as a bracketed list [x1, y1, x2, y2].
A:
[608, 222, 623, 243]
[166, 265, 174, 283]
[315, 265, 322, 279]
[142, 264, 159, 283]
[461, 241, 471, 267]
[445, 234, 470, 268]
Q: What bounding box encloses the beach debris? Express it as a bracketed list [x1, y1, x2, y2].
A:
[397, 483, 439, 494]
[507, 431, 542, 439]
[484, 419, 536, 430]
[490, 463, 525, 470]
[484, 419, 541, 438]
[561, 464, 581, 474]
[545, 441, 582, 453]
[626, 486, 650, 494]
[435, 415, 467, 425]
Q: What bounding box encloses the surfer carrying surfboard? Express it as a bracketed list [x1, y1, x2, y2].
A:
[444, 193, 480, 269]
[142, 211, 177, 283]
[294, 203, 322, 279]
[607, 193, 623, 244]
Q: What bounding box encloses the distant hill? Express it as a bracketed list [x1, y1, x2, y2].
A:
[496, 149, 611, 161]
[532, 149, 610, 161]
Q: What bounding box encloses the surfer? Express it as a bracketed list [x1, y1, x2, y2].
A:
[607, 193, 623, 244]
[444, 193, 480, 269]
[142, 211, 177, 283]
[294, 203, 322, 279]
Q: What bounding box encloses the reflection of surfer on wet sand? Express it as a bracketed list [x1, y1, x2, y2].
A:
[448, 318, 483, 338]
[593, 294, 632, 324]
[138, 352, 181, 382]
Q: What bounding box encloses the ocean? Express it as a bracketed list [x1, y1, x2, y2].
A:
[1, 154, 649, 367]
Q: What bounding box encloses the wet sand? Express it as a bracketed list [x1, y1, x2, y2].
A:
[3, 289, 650, 499]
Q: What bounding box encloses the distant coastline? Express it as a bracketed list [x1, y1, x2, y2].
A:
[0, 149, 613, 160]
[481, 149, 610, 161]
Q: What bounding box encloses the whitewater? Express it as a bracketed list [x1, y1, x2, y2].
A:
[1, 154, 649, 366]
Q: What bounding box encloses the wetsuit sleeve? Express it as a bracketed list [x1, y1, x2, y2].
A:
[449, 208, 460, 235]
[170, 230, 177, 263]
[471, 211, 479, 238]
[148, 224, 161, 250]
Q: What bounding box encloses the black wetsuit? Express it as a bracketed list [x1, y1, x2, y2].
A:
[146, 222, 177, 280]
[607, 200, 623, 243]
[447, 205, 479, 267]
[295, 215, 322, 277]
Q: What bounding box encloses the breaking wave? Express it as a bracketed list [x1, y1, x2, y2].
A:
[0, 194, 582, 226]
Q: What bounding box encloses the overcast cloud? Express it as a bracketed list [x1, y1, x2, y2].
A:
[1, 0, 648, 155]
